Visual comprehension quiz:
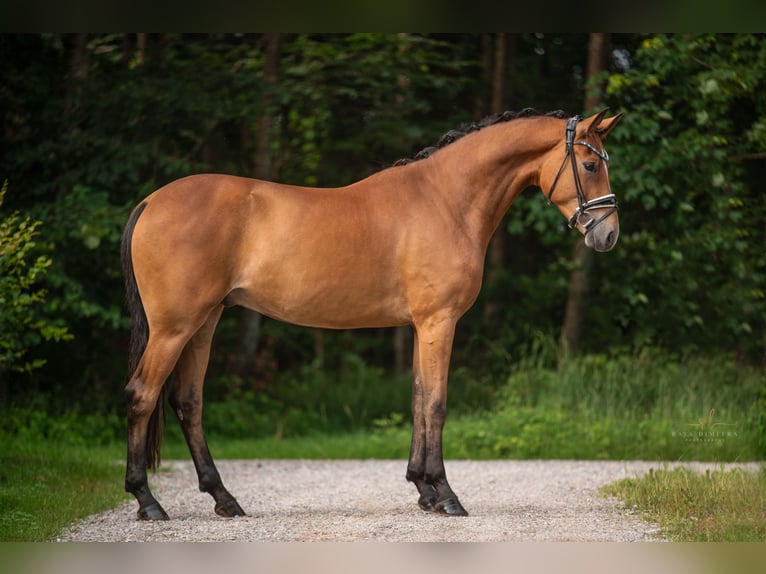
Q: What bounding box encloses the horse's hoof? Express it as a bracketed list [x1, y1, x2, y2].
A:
[137, 503, 169, 521]
[215, 498, 246, 517]
[435, 498, 468, 516]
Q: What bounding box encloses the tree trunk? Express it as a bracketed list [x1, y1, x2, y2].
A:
[474, 34, 492, 117]
[560, 33, 609, 354]
[135, 33, 147, 67]
[233, 33, 281, 379]
[561, 239, 594, 354]
[254, 33, 280, 181]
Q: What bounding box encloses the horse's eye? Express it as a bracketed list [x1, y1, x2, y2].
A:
[584, 161, 598, 173]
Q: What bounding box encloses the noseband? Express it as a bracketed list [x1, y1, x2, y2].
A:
[547, 116, 617, 233]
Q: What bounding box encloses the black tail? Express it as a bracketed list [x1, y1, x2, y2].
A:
[121, 201, 165, 471]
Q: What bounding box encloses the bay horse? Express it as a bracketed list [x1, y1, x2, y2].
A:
[121, 108, 623, 520]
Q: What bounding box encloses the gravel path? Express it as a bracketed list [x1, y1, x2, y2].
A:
[57, 460, 757, 542]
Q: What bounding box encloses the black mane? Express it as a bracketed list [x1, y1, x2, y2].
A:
[394, 108, 570, 166]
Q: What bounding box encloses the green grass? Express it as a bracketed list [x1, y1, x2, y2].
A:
[602, 465, 766, 541]
[0, 439, 128, 541]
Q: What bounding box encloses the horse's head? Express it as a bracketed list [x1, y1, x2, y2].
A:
[541, 109, 623, 252]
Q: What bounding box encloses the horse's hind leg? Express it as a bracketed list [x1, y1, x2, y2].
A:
[168, 305, 245, 518]
[125, 331, 189, 520]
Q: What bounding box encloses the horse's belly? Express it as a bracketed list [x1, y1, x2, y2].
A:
[229, 270, 410, 329]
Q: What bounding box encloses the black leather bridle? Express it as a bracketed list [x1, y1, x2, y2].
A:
[547, 116, 617, 233]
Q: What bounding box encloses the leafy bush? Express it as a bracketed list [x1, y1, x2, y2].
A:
[0, 181, 71, 374]
[198, 353, 414, 439]
[0, 404, 122, 446]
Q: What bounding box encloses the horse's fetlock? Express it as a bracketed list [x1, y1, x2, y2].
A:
[125, 474, 147, 495]
[198, 471, 223, 494]
[424, 470, 446, 486]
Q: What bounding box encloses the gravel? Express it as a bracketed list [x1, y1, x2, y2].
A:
[57, 459, 758, 543]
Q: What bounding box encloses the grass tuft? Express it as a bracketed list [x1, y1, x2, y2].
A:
[601, 465, 766, 541]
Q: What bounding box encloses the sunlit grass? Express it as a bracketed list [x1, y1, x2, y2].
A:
[602, 465, 766, 541]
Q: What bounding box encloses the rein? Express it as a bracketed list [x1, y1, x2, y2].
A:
[547, 116, 617, 233]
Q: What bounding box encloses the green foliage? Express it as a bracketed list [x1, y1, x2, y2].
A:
[596, 34, 766, 357]
[602, 465, 766, 541]
[0, 403, 122, 446]
[275, 34, 477, 186]
[184, 353, 414, 440]
[0, 182, 71, 374]
[4, 344, 761, 463]
[443, 340, 764, 461]
[184, 346, 499, 442]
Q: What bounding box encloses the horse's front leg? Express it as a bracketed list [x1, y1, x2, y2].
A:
[406, 317, 468, 516]
[406, 330, 438, 511]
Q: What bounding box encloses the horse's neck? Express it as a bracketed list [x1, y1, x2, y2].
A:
[420, 120, 559, 247]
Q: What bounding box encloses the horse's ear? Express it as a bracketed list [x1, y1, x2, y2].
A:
[594, 112, 624, 140]
[582, 108, 610, 137]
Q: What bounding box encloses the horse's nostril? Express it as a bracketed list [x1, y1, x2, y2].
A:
[606, 230, 614, 246]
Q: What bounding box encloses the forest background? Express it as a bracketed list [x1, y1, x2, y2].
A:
[1, 34, 764, 458]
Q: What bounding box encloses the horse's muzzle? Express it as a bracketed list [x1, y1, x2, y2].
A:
[585, 222, 619, 252]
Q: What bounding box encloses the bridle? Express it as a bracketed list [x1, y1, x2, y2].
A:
[547, 116, 617, 233]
